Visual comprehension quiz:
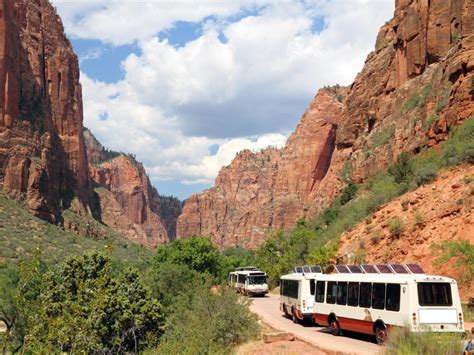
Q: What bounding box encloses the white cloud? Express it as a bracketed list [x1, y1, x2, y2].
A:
[58, 1, 394, 195]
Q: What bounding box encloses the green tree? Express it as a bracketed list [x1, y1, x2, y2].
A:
[154, 236, 223, 279]
[27, 252, 163, 353]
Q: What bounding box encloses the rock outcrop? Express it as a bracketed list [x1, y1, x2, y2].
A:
[0, 0, 91, 223]
[85, 129, 181, 247]
[177, 88, 347, 248]
[177, 0, 473, 249]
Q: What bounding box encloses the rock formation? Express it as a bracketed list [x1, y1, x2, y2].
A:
[177, 87, 347, 248]
[0, 0, 91, 223]
[177, 0, 473, 249]
[85, 129, 181, 248]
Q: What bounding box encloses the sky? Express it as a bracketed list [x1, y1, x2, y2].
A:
[52, 0, 394, 200]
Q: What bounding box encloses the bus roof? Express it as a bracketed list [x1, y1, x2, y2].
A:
[304, 273, 457, 284]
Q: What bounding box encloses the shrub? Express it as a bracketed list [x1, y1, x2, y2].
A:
[413, 210, 425, 229]
[155, 282, 258, 354]
[340, 182, 358, 205]
[27, 252, 163, 353]
[401, 199, 409, 211]
[441, 117, 474, 166]
[154, 236, 224, 280]
[388, 218, 404, 238]
[388, 152, 413, 184]
[414, 164, 438, 186]
[402, 93, 421, 113]
[386, 326, 464, 355]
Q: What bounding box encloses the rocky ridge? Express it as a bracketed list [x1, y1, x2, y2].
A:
[177, 0, 473, 248]
[0, 0, 91, 223]
[84, 129, 181, 248]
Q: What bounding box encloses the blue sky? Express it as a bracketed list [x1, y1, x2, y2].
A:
[53, 0, 394, 200]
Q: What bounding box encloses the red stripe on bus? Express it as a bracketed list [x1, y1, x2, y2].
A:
[313, 313, 387, 335]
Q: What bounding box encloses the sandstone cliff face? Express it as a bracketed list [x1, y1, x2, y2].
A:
[0, 0, 90, 223]
[89, 157, 169, 248]
[84, 129, 182, 247]
[178, 0, 473, 248]
[177, 88, 347, 248]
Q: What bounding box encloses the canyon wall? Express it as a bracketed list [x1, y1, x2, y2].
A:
[177, 87, 347, 248]
[177, 0, 473, 249]
[0, 0, 90, 223]
[85, 129, 181, 248]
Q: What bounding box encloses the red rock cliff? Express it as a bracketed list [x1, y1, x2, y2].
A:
[177, 0, 473, 249]
[84, 129, 176, 248]
[0, 0, 90, 222]
[177, 88, 347, 248]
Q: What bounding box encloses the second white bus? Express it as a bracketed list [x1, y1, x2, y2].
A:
[280, 265, 323, 323]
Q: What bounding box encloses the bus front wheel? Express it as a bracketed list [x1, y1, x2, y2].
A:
[375, 326, 387, 345]
[329, 318, 341, 336]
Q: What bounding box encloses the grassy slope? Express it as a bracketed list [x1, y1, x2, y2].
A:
[0, 192, 152, 268]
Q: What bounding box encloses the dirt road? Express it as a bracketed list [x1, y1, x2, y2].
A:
[249, 294, 381, 355]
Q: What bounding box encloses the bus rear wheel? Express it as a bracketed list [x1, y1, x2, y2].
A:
[291, 309, 299, 324]
[375, 326, 387, 346]
[329, 319, 341, 336]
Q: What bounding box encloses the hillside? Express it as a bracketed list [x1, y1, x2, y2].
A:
[338, 163, 474, 298]
[0, 190, 152, 267]
[177, 0, 473, 248]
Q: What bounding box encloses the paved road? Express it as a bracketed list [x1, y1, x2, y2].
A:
[249, 294, 381, 355]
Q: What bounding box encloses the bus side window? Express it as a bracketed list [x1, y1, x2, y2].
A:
[337, 282, 348, 305]
[386, 283, 401, 311]
[280, 280, 285, 296]
[316, 281, 325, 303]
[347, 282, 359, 306]
[326, 281, 337, 304]
[310, 279, 315, 296]
[372, 283, 386, 310]
[359, 282, 372, 308]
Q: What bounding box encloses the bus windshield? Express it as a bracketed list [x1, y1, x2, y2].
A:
[418, 282, 452, 306]
[247, 276, 267, 285]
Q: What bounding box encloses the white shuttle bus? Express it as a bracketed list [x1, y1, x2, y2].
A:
[280, 265, 323, 323]
[228, 267, 268, 296]
[311, 264, 464, 345]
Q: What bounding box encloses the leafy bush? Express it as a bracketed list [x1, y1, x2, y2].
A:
[154, 236, 224, 280]
[389, 152, 413, 184]
[27, 252, 163, 353]
[441, 118, 474, 166]
[154, 282, 258, 354]
[386, 326, 464, 354]
[340, 182, 358, 205]
[388, 218, 404, 238]
[402, 93, 421, 112]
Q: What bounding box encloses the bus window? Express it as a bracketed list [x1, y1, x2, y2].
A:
[337, 282, 348, 305]
[386, 283, 401, 311]
[310, 279, 315, 296]
[372, 283, 386, 310]
[280, 280, 285, 296]
[316, 281, 325, 303]
[347, 282, 359, 306]
[326, 281, 337, 304]
[359, 283, 372, 308]
[238, 274, 246, 283]
[417, 283, 452, 306]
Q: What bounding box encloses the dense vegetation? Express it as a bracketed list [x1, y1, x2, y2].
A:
[0, 237, 258, 354]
